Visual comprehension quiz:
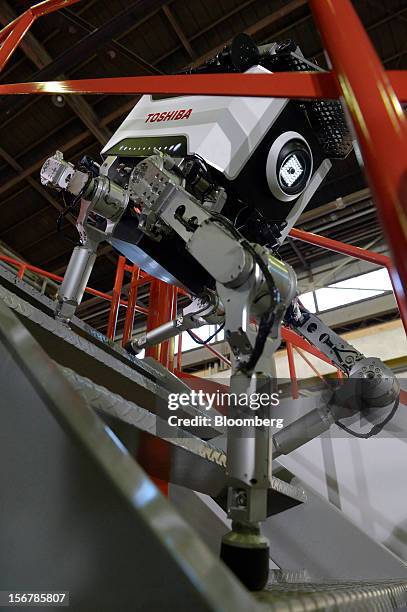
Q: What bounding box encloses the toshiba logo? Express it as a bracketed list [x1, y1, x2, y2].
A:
[145, 109, 192, 123]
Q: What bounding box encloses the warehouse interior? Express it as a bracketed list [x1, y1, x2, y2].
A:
[0, 0, 407, 610]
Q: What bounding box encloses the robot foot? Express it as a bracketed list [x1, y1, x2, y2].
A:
[220, 522, 269, 591]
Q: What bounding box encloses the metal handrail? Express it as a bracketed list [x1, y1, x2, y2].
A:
[1, 0, 406, 383]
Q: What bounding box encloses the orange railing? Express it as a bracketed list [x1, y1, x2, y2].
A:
[0, 252, 148, 319]
[0, 0, 81, 72]
[1, 0, 407, 397]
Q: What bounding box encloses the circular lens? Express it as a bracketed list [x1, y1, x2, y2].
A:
[266, 132, 313, 202]
[277, 140, 312, 196]
[52, 94, 65, 108]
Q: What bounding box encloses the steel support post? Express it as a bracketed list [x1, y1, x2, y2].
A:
[107, 256, 126, 341]
[145, 279, 176, 369]
[122, 265, 140, 347]
[309, 0, 407, 332]
[286, 341, 299, 399]
[0, 0, 81, 71]
[290, 227, 407, 333]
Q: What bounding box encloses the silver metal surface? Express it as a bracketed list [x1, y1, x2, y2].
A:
[262, 476, 407, 582]
[130, 291, 221, 353]
[57, 363, 305, 506]
[258, 579, 407, 611]
[0, 298, 260, 612]
[0, 281, 223, 438]
[55, 244, 97, 321]
[289, 303, 365, 375]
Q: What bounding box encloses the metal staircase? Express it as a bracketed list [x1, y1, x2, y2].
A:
[1, 264, 407, 610]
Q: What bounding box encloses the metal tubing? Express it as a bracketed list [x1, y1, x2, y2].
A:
[17, 265, 27, 280]
[2, 70, 407, 101]
[188, 331, 232, 368]
[144, 280, 178, 370]
[107, 256, 126, 341]
[289, 227, 390, 267]
[309, 0, 407, 332]
[161, 284, 177, 372]
[0, 12, 33, 72]
[135, 318, 188, 353]
[294, 346, 328, 384]
[0, 71, 339, 97]
[122, 265, 140, 347]
[289, 227, 407, 333]
[56, 245, 97, 320]
[0, 0, 81, 71]
[286, 341, 299, 399]
[0, 253, 129, 306]
[273, 407, 333, 459]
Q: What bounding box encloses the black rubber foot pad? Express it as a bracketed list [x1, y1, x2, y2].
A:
[220, 541, 269, 591]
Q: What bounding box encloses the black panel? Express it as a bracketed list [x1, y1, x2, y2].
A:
[224, 100, 325, 223]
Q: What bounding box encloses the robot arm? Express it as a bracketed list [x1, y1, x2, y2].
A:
[42, 146, 298, 589]
[126, 290, 223, 355]
[41, 151, 129, 320]
[286, 300, 399, 406]
[38, 33, 396, 590]
[274, 300, 400, 458]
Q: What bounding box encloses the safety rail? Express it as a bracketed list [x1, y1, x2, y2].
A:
[289, 227, 406, 334]
[0, 0, 406, 390]
[0, 251, 148, 315]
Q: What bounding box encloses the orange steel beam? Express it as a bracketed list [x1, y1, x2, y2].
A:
[0, 0, 81, 71]
[106, 255, 126, 341]
[1, 70, 407, 101]
[0, 71, 338, 97]
[293, 345, 330, 385]
[289, 227, 407, 333]
[309, 0, 407, 333]
[122, 265, 140, 347]
[289, 227, 390, 267]
[281, 327, 335, 368]
[286, 341, 299, 399]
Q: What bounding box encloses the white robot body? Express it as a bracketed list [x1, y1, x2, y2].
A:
[102, 66, 289, 180]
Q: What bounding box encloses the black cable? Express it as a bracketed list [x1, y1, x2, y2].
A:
[207, 213, 281, 374]
[183, 153, 216, 202]
[335, 395, 400, 439]
[56, 171, 93, 242]
[56, 193, 81, 244]
[187, 322, 225, 345]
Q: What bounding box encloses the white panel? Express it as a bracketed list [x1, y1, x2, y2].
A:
[101, 67, 288, 179]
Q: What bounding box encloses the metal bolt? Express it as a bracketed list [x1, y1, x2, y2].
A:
[235, 491, 247, 507]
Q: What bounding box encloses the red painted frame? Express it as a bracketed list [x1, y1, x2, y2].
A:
[289, 227, 407, 334]
[0, 0, 81, 72]
[1, 0, 406, 398]
[0, 0, 406, 325]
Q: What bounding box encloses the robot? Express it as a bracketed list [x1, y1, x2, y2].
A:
[40, 35, 399, 590]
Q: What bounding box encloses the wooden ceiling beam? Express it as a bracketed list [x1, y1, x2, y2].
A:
[0, 144, 76, 224]
[62, 9, 163, 75]
[0, 0, 111, 145]
[162, 5, 196, 59]
[187, 0, 308, 68]
[0, 99, 136, 197]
